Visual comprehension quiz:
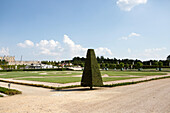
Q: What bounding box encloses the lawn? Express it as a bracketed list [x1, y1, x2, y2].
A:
[102, 77, 141, 82]
[0, 70, 168, 84]
[0, 71, 82, 78]
[101, 71, 167, 76]
[17, 76, 141, 83]
[17, 77, 82, 83]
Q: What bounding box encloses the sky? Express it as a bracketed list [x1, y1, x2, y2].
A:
[0, 0, 170, 61]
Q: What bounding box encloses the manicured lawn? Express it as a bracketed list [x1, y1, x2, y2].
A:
[101, 71, 167, 76]
[102, 77, 141, 82]
[17, 77, 82, 83]
[0, 70, 168, 84]
[0, 71, 166, 78]
[17, 76, 141, 84]
[0, 71, 82, 78]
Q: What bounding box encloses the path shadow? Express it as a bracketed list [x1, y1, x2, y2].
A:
[51, 87, 101, 92]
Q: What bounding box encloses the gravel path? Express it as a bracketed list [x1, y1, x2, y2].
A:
[0, 78, 170, 113]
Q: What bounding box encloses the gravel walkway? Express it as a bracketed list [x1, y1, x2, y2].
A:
[0, 78, 170, 113]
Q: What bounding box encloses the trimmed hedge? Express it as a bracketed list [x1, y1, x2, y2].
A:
[0, 86, 22, 95]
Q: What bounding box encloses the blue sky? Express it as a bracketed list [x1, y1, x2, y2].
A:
[0, 0, 170, 61]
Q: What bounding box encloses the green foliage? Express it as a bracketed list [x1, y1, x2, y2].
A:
[109, 64, 117, 69]
[0, 59, 8, 65]
[0, 86, 22, 95]
[81, 49, 103, 87]
[136, 62, 143, 71]
[105, 63, 110, 68]
[119, 63, 124, 68]
[119, 62, 124, 71]
[154, 61, 159, 67]
[158, 61, 163, 68]
[101, 63, 105, 69]
[124, 63, 129, 69]
[158, 61, 163, 71]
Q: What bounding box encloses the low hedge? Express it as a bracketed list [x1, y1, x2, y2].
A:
[0, 86, 22, 95]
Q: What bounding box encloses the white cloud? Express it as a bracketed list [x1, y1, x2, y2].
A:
[131, 47, 167, 60]
[36, 40, 63, 56]
[142, 47, 167, 60]
[17, 35, 113, 60]
[0, 47, 10, 56]
[17, 40, 34, 48]
[144, 47, 166, 53]
[129, 32, 140, 37]
[63, 35, 87, 58]
[116, 0, 147, 11]
[128, 48, 131, 53]
[95, 47, 112, 57]
[120, 32, 141, 40]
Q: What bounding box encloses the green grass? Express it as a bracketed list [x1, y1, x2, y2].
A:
[17, 76, 141, 83]
[17, 77, 82, 83]
[0, 71, 166, 79]
[102, 77, 141, 82]
[0, 86, 22, 95]
[0, 71, 82, 78]
[101, 71, 167, 76]
[0, 94, 3, 97]
[0, 70, 168, 84]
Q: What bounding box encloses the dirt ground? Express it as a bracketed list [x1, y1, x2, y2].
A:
[0, 78, 170, 113]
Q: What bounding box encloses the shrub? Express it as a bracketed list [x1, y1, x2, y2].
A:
[0, 86, 22, 96]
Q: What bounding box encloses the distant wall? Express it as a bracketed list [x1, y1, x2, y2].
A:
[9, 61, 41, 65]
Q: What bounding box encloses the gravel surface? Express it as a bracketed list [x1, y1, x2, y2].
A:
[0, 78, 170, 113]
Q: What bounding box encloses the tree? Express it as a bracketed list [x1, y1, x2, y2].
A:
[158, 61, 163, 71]
[100, 63, 105, 69]
[105, 63, 110, 68]
[124, 63, 129, 70]
[119, 62, 124, 71]
[154, 61, 159, 70]
[136, 62, 143, 71]
[110, 64, 116, 69]
[81, 49, 103, 89]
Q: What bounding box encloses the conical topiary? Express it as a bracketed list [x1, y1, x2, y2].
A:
[81, 49, 103, 89]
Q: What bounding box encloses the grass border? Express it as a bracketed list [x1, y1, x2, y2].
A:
[0, 86, 22, 96]
[102, 76, 170, 87]
[0, 76, 170, 90]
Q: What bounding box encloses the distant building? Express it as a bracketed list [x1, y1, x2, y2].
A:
[0, 55, 41, 65]
[0, 56, 15, 63]
[9, 61, 41, 65]
[167, 55, 170, 60]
